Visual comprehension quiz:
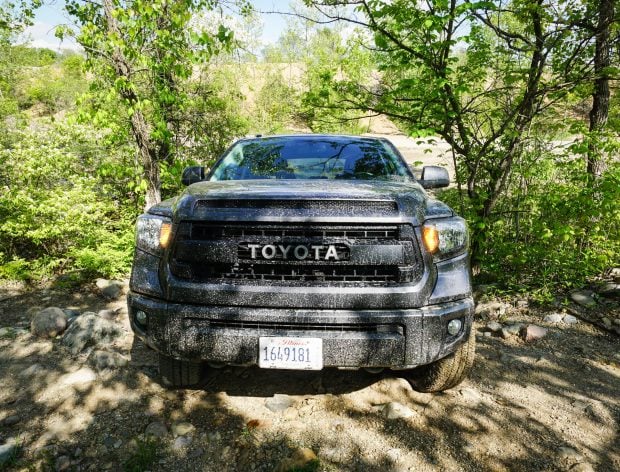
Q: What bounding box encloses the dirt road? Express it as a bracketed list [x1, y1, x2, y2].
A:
[0, 281, 618, 472]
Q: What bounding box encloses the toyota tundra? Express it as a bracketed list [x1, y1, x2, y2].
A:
[128, 134, 475, 391]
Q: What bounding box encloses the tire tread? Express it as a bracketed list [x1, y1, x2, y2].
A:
[409, 327, 476, 392]
[159, 354, 202, 388]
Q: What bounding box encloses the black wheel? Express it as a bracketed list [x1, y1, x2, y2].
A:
[158, 353, 202, 388]
[407, 327, 476, 393]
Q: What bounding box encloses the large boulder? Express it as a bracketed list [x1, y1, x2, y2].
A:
[61, 313, 122, 355]
[30, 307, 68, 338]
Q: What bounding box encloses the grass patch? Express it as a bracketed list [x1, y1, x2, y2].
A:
[123, 437, 160, 472]
[0, 439, 21, 471]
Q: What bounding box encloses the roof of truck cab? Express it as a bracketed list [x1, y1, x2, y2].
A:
[237, 134, 390, 143]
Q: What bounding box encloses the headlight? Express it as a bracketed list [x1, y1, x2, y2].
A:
[422, 217, 468, 259]
[136, 215, 172, 255]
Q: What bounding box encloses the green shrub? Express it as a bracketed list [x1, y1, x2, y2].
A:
[443, 152, 620, 299]
[0, 122, 138, 281]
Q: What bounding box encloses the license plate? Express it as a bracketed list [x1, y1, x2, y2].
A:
[258, 337, 323, 370]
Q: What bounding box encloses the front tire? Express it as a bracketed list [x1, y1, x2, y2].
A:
[158, 353, 202, 388]
[407, 327, 476, 392]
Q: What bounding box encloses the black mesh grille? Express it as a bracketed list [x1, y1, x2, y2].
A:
[195, 199, 398, 214]
[171, 222, 422, 286]
[190, 263, 399, 284]
[189, 223, 399, 241]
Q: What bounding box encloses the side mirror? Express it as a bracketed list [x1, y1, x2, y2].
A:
[181, 166, 206, 186]
[419, 166, 449, 189]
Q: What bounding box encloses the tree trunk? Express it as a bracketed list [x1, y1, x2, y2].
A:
[130, 110, 161, 209]
[103, 0, 161, 210]
[587, 0, 613, 180]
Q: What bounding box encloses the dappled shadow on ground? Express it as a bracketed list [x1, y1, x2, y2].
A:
[201, 365, 381, 397]
[0, 289, 618, 471]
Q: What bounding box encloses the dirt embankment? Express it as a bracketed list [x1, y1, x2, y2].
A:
[0, 279, 618, 472]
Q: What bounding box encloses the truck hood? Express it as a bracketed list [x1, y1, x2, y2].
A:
[149, 179, 453, 225]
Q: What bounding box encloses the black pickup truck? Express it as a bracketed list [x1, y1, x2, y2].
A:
[128, 134, 475, 391]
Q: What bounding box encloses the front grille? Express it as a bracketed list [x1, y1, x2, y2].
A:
[171, 222, 422, 286]
[190, 223, 399, 241]
[191, 263, 399, 284]
[195, 199, 399, 215]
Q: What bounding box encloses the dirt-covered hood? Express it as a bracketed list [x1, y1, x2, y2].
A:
[148, 179, 453, 225]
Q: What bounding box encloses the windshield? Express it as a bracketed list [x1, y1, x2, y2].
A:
[209, 137, 412, 181]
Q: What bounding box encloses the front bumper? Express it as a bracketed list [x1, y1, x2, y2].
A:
[128, 293, 474, 369]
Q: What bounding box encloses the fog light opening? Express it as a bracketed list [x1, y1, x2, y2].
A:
[447, 318, 462, 336]
[136, 310, 148, 326]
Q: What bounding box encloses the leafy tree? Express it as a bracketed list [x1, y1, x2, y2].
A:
[15, 52, 88, 114]
[301, 26, 374, 133]
[0, 0, 40, 34]
[0, 0, 41, 126]
[305, 0, 617, 261]
[586, 0, 617, 180]
[253, 68, 300, 133]
[263, 27, 307, 63]
[61, 0, 244, 209]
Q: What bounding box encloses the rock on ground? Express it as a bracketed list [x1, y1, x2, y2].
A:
[95, 279, 124, 300]
[570, 290, 597, 308]
[61, 313, 122, 355]
[521, 324, 548, 342]
[171, 421, 195, 437]
[381, 402, 415, 420]
[145, 421, 168, 438]
[598, 282, 620, 296]
[90, 350, 128, 370]
[0, 440, 19, 465]
[570, 463, 595, 472]
[172, 436, 192, 450]
[1, 415, 20, 427]
[475, 301, 509, 319]
[501, 323, 522, 339]
[485, 321, 503, 332]
[563, 314, 578, 325]
[543, 313, 564, 324]
[30, 307, 67, 338]
[265, 394, 294, 412]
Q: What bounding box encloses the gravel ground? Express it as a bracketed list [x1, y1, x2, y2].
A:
[0, 281, 618, 472]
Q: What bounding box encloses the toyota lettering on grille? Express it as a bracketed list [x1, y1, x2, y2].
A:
[247, 244, 340, 261]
